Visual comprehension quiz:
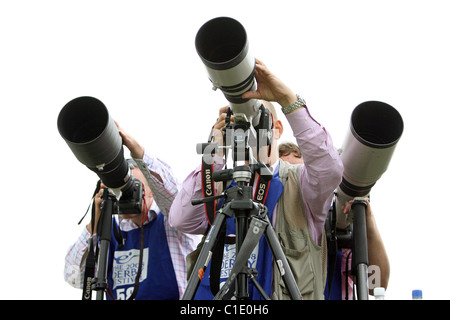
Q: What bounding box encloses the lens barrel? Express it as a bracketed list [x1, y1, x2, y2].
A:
[335, 101, 404, 228]
[339, 101, 404, 197]
[57, 96, 130, 189]
[195, 17, 261, 125]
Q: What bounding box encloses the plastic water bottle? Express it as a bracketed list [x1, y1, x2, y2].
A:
[412, 289, 422, 300]
[374, 287, 385, 300]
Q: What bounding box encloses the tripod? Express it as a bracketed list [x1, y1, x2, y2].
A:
[183, 112, 302, 300]
[182, 165, 302, 300]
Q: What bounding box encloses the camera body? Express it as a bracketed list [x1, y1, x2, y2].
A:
[112, 179, 143, 215]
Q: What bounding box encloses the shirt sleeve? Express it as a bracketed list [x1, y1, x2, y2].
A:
[135, 151, 180, 216]
[63, 227, 93, 289]
[163, 216, 202, 298]
[169, 155, 225, 234]
[285, 107, 344, 245]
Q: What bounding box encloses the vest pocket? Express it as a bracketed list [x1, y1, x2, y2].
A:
[277, 230, 314, 298]
[186, 236, 205, 280]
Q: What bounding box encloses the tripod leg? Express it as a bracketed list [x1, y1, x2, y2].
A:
[249, 271, 271, 300]
[352, 198, 369, 300]
[182, 208, 229, 300]
[94, 191, 114, 300]
[235, 211, 250, 299]
[214, 215, 267, 300]
[264, 219, 303, 300]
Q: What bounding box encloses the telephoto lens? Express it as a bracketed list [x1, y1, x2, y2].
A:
[57, 96, 131, 190]
[335, 101, 404, 228]
[195, 16, 261, 126]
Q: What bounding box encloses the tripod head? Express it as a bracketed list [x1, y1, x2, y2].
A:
[192, 163, 272, 207]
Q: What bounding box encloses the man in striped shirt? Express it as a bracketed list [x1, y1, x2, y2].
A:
[64, 124, 201, 300]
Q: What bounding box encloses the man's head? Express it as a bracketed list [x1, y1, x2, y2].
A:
[278, 141, 303, 165]
[208, 101, 284, 167]
[123, 159, 154, 225]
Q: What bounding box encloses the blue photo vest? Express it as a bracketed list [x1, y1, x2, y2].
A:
[324, 248, 343, 300]
[107, 212, 179, 300]
[195, 166, 284, 300]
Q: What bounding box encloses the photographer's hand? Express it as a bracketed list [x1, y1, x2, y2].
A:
[114, 120, 144, 160]
[242, 58, 298, 108]
[114, 120, 164, 183]
[211, 106, 234, 157]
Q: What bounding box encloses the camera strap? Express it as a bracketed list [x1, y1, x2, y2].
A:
[201, 160, 216, 226]
[112, 219, 124, 249]
[126, 224, 145, 300]
[82, 237, 96, 300]
[252, 165, 271, 205]
[201, 116, 225, 227]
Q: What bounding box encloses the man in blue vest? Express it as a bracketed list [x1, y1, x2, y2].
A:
[64, 124, 201, 300]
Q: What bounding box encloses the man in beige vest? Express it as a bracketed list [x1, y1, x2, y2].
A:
[279, 142, 390, 299]
[169, 59, 343, 299]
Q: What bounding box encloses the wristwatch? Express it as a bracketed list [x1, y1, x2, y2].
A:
[281, 94, 306, 114]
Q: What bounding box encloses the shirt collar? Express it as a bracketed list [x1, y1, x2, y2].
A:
[147, 201, 159, 222]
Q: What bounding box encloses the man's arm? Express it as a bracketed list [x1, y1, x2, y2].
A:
[242, 59, 344, 244]
[365, 201, 390, 293]
[169, 156, 225, 234]
[116, 122, 180, 216]
[63, 228, 92, 289]
[287, 107, 343, 244]
[135, 152, 180, 216]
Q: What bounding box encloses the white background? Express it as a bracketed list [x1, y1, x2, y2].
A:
[1, 0, 449, 300]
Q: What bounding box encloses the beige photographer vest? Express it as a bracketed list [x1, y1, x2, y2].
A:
[272, 159, 327, 300]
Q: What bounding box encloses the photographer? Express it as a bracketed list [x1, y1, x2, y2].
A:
[279, 145, 390, 299]
[64, 125, 201, 300]
[279, 141, 304, 165]
[169, 59, 344, 300]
